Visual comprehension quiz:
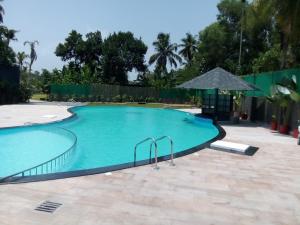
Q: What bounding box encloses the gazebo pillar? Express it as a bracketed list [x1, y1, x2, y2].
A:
[214, 88, 219, 121]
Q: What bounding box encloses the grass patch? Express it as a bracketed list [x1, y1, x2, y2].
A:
[88, 102, 194, 109]
[31, 93, 48, 101]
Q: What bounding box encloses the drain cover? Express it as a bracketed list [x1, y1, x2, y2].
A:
[35, 201, 62, 213]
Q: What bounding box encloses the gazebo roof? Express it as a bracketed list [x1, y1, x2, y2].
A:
[177, 67, 256, 91]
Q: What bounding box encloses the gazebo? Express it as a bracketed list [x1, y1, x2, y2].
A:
[177, 67, 258, 120]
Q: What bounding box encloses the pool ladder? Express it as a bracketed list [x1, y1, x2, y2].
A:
[134, 136, 175, 170]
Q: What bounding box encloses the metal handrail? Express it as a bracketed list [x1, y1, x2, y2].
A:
[151, 136, 175, 166]
[0, 127, 77, 183]
[134, 137, 159, 170]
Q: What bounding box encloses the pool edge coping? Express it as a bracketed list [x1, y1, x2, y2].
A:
[0, 105, 226, 184]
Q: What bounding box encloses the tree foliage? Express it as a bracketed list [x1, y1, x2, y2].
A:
[149, 33, 182, 75]
[0, 0, 4, 24]
[24, 40, 38, 73]
[178, 33, 198, 65]
[102, 32, 147, 85]
[16, 51, 28, 71]
[54, 31, 147, 85]
[0, 39, 15, 65]
[55, 30, 102, 70]
[1, 0, 300, 93]
[173, 0, 300, 85]
[0, 1, 32, 103]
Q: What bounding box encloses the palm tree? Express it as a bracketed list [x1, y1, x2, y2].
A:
[16, 51, 28, 71]
[178, 33, 198, 65]
[24, 40, 39, 74]
[3, 28, 17, 44]
[149, 33, 182, 76]
[0, 0, 4, 24]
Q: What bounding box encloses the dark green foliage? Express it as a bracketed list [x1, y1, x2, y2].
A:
[0, 40, 15, 66]
[174, 0, 300, 85]
[55, 30, 102, 70]
[55, 30, 103, 83]
[0, 0, 4, 24]
[174, 64, 201, 85]
[0, 25, 17, 66]
[102, 32, 147, 85]
[252, 45, 281, 73]
[197, 22, 229, 72]
[55, 30, 86, 66]
[54, 31, 147, 85]
[0, 81, 31, 104]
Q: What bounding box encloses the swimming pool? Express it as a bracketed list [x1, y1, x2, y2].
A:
[0, 106, 223, 182]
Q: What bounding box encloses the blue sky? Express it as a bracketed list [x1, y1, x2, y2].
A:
[3, 0, 219, 79]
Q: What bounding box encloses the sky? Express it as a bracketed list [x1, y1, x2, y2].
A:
[3, 0, 220, 80]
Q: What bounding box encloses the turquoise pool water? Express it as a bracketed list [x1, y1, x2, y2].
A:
[0, 106, 219, 178]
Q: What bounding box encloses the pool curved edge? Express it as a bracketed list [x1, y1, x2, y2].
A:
[0, 105, 82, 131]
[0, 107, 226, 184]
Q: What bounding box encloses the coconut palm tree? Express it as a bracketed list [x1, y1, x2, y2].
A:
[178, 33, 198, 65]
[3, 28, 17, 44]
[24, 40, 39, 74]
[16, 51, 28, 71]
[0, 0, 4, 24]
[149, 33, 182, 76]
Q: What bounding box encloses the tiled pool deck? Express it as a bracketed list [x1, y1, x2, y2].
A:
[0, 101, 78, 128]
[0, 103, 299, 225]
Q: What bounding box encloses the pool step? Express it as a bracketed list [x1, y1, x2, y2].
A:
[210, 140, 258, 156]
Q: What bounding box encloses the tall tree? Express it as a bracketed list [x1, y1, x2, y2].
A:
[24, 40, 38, 74]
[0, 26, 17, 44]
[179, 33, 198, 65]
[16, 51, 28, 71]
[55, 30, 102, 72]
[0, 0, 16, 66]
[197, 22, 228, 72]
[0, 40, 15, 65]
[102, 32, 147, 85]
[253, 0, 300, 69]
[149, 33, 182, 76]
[0, 0, 4, 24]
[55, 30, 84, 69]
[81, 31, 102, 73]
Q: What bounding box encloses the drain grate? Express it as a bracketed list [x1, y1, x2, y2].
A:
[35, 201, 62, 213]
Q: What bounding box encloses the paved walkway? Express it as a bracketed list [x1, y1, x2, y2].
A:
[0, 104, 299, 225]
[0, 101, 81, 128]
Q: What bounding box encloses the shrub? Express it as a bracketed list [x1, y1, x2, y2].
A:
[146, 97, 156, 102]
[18, 83, 32, 103]
[129, 96, 134, 102]
[122, 94, 129, 102]
[79, 95, 87, 102]
[112, 95, 122, 102]
[88, 95, 96, 102]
